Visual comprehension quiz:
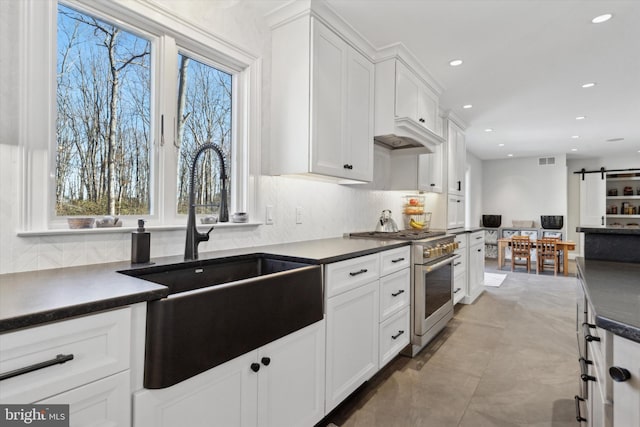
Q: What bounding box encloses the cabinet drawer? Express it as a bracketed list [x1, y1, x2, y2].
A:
[379, 246, 410, 277]
[454, 234, 468, 250]
[0, 308, 130, 403]
[379, 307, 410, 368]
[38, 370, 130, 427]
[453, 250, 467, 273]
[325, 253, 379, 298]
[470, 231, 484, 245]
[379, 269, 410, 321]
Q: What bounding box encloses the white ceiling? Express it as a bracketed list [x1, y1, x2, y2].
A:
[257, 0, 640, 161]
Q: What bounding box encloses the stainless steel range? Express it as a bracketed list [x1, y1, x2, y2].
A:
[350, 230, 459, 356]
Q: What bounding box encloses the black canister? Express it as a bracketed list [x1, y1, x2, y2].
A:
[131, 219, 150, 264]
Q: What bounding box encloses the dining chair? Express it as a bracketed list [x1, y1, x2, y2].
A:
[537, 238, 559, 275]
[511, 235, 532, 273]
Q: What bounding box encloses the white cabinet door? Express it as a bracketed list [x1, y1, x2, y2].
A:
[325, 280, 379, 413]
[612, 335, 640, 427]
[448, 195, 465, 229]
[447, 120, 466, 196]
[418, 142, 443, 193]
[580, 173, 606, 227]
[38, 371, 130, 427]
[134, 351, 258, 427]
[257, 321, 325, 427]
[311, 20, 347, 179]
[468, 238, 485, 302]
[417, 85, 438, 132]
[395, 61, 419, 122]
[345, 47, 374, 181]
[379, 307, 410, 369]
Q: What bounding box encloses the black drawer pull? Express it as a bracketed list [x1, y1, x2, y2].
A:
[585, 334, 600, 342]
[454, 262, 461, 267]
[391, 330, 405, 340]
[349, 268, 368, 277]
[0, 353, 74, 381]
[391, 257, 405, 263]
[391, 289, 405, 297]
[261, 357, 271, 367]
[574, 395, 587, 423]
[581, 372, 596, 382]
[454, 288, 461, 293]
[582, 322, 596, 329]
[609, 366, 631, 382]
[250, 363, 260, 373]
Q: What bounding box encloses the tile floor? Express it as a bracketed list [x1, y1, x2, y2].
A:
[319, 260, 580, 426]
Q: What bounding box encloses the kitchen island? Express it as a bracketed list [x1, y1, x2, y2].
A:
[575, 226, 640, 426]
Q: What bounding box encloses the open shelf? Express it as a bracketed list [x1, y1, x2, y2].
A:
[607, 195, 640, 200]
[607, 214, 640, 219]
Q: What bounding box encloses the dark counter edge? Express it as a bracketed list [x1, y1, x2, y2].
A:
[0, 288, 167, 334]
[576, 258, 640, 344]
[576, 226, 640, 235]
[0, 238, 410, 333]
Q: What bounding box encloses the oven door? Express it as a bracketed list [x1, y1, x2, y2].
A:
[413, 255, 456, 337]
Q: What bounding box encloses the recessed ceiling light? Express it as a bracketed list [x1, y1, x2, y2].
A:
[571, 135, 580, 139]
[498, 143, 505, 147]
[449, 59, 463, 67]
[571, 148, 578, 152]
[576, 116, 586, 120]
[507, 154, 513, 157]
[485, 128, 494, 132]
[582, 82, 596, 88]
[463, 104, 473, 109]
[606, 137, 625, 142]
[592, 13, 613, 24]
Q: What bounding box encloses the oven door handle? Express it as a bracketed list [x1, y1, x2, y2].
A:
[423, 254, 460, 273]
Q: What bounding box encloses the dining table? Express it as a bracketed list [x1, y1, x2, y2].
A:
[497, 238, 576, 276]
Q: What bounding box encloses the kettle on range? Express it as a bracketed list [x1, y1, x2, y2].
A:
[375, 209, 398, 232]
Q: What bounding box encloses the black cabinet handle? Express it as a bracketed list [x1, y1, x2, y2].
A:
[0, 354, 74, 381]
[391, 289, 405, 297]
[582, 322, 596, 329]
[454, 262, 461, 266]
[250, 363, 260, 373]
[343, 164, 353, 170]
[349, 268, 368, 277]
[477, 249, 481, 252]
[457, 181, 461, 191]
[391, 258, 405, 263]
[430, 183, 435, 187]
[391, 330, 405, 340]
[454, 288, 461, 293]
[579, 357, 596, 382]
[585, 334, 600, 342]
[609, 366, 631, 382]
[261, 357, 271, 366]
[574, 395, 587, 423]
[601, 216, 604, 226]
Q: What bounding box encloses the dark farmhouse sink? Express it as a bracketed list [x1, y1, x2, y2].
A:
[119, 254, 323, 389]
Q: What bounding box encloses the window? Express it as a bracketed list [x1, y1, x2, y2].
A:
[176, 54, 232, 216]
[24, 0, 258, 231]
[56, 4, 151, 216]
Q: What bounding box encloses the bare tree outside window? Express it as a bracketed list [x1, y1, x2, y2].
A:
[56, 4, 151, 216]
[176, 54, 232, 216]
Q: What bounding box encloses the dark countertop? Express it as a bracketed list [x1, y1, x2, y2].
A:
[577, 227, 640, 235]
[576, 257, 640, 343]
[0, 237, 409, 333]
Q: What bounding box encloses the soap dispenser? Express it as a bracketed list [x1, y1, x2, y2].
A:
[131, 219, 150, 264]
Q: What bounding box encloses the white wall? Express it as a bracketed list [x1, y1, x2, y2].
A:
[482, 155, 567, 230]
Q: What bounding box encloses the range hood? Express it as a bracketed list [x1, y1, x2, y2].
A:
[374, 117, 445, 155]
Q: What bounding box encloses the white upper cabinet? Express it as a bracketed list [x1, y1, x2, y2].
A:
[270, 15, 374, 182]
[447, 119, 466, 196]
[395, 61, 438, 134]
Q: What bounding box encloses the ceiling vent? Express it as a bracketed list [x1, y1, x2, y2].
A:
[538, 157, 556, 166]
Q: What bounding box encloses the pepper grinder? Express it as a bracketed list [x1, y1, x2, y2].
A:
[131, 219, 150, 264]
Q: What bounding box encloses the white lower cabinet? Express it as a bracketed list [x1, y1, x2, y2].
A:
[467, 231, 485, 304]
[134, 320, 325, 427]
[325, 280, 379, 414]
[379, 307, 410, 368]
[0, 306, 137, 427]
[612, 335, 640, 427]
[452, 233, 467, 304]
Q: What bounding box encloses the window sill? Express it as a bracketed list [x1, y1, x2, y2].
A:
[16, 222, 262, 237]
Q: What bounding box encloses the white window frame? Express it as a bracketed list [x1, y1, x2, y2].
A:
[18, 0, 259, 233]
